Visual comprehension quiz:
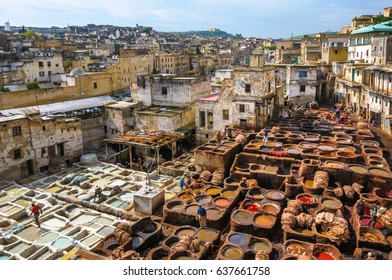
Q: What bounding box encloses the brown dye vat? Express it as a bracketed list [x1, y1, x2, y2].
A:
[298, 142, 317, 149]
[248, 188, 265, 200]
[179, 193, 194, 201]
[175, 227, 196, 237]
[205, 187, 221, 196]
[213, 197, 230, 207]
[249, 164, 265, 172]
[349, 165, 368, 174]
[222, 190, 237, 199]
[360, 140, 379, 148]
[196, 228, 219, 243]
[206, 208, 222, 220]
[285, 240, 313, 257]
[360, 193, 378, 203]
[166, 200, 184, 211]
[249, 238, 272, 254]
[303, 137, 320, 142]
[261, 202, 280, 215]
[195, 195, 212, 205]
[337, 146, 356, 153]
[232, 210, 254, 225]
[170, 251, 193, 260]
[163, 236, 179, 248]
[368, 160, 387, 169]
[221, 244, 243, 260]
[324, 161, 346, 169]
[185, 204, 199, 215]
[265, 190, 285, 203]
[283, 144, 298, 149]
[286, 148, 301, 154]
[369, 168, 391, 177]
[364, 148, 383, 156]
[149, 247, 170, 260]
[321, 197, 342, 211]
[253, 214, 275, 228]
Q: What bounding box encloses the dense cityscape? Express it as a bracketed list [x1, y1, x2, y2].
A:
[0, 5, 392, 261]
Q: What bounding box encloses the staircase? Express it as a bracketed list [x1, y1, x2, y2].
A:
[271, 105, 283, 124]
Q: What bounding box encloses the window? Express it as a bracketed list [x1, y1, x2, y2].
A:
[162, 87, 168, 95]
[48, 71, 51, 77]
[39, 71, 45, 77]
[94, 82, 97, 89]
[239, 104, 245, 113]
[38, 61, 44, 67]
[207, 112, 213, 129]
[47, 61, 51, 67]
[14, 149, 21, 160]
[42, 126, 46, 131]
[240, 119, 247, 129]
[334, 50, 338, 54]
[245, 84, 251, 93]
[299, 71, 307, 78]
[56, 143, 64, 157]
[205, 134, 209, 139]
[356, 71, 359, 76]
[300, 85, 306, 92]
[55, 64, 59, 67]
[222, 110, 229, 120]
[200, 111, 206, 127]
[12, 126, 22, 136]
[41, 148, 46, 156]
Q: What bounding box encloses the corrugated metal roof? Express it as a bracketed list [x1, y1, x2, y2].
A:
[0, 96, 115, 117]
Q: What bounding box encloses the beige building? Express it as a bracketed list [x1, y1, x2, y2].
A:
[104, 101, 143, 137]
[0, 111, 83, 180]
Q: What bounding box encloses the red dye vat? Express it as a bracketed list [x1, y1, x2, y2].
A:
[297, 194, 316, 204]
[315, 252, 335, 260]
[244, 204, 260, 212]
[360, 217, 383, 229]
[364, 207, 370, 216]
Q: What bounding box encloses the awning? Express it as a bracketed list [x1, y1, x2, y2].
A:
[175, 123, 196, 136]
[262, 92, 276, 100]
[384, 115, 392, 119]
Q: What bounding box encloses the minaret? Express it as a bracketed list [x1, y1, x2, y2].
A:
[4, 20, 11, 31]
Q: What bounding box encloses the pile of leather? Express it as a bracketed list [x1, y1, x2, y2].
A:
[211, 170, 224, 185]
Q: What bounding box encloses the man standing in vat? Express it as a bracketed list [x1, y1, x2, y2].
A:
[262, 128, 270, 146]
[367, 204, 378, 227]
[179, 176, 184, 190]
[197, 205, 207, 229]
[30, 203, 43, 228]
[94, 186, 103, 202]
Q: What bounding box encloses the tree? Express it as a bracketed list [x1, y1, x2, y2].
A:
[63, 61, 73, 72]
[19, 30, 44, 42]
[0, 85, 10, 92]
[26, 81, 40, 90]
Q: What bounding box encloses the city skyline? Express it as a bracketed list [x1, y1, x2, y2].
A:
[1, 0, 391, 38]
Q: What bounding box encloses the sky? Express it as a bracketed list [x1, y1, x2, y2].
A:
[1, 0, 391, 38]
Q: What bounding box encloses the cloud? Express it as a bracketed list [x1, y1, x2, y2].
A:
[0, 0, 389, 37]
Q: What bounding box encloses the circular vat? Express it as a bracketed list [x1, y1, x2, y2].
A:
[221, 244, 243, 260]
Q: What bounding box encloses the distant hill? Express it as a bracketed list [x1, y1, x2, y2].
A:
[164, 29, 243, 38]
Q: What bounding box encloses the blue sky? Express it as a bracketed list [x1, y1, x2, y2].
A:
[1, 0, 390, 38]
